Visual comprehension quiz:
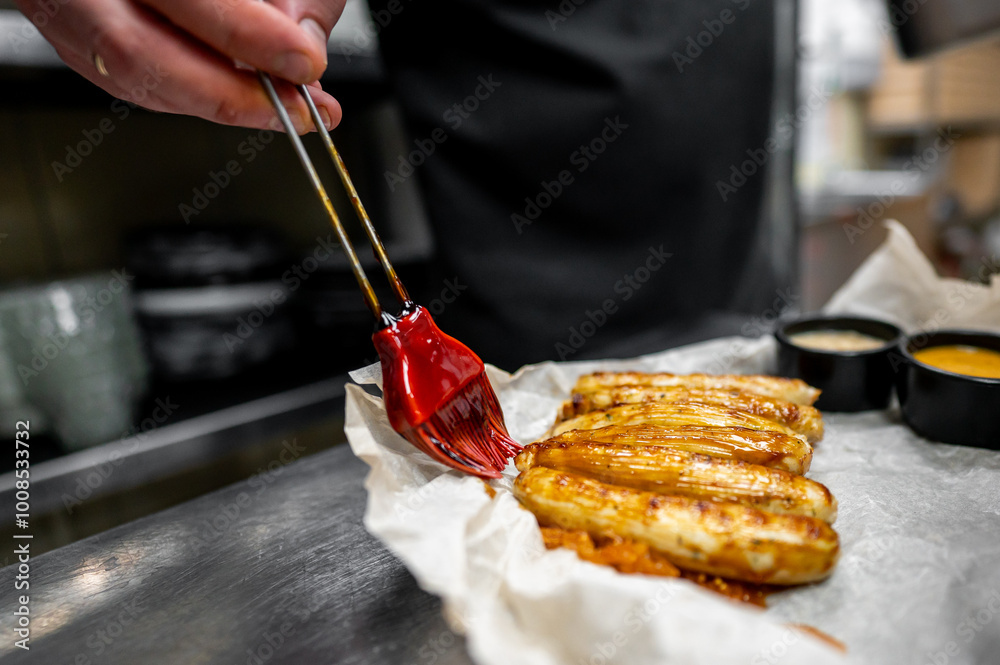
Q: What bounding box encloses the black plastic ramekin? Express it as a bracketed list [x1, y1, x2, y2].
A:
[894, 329, 1000, 450]
[776, 315, 904, 412]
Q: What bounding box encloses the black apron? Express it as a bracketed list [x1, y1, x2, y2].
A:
[371, 0, 777, 371]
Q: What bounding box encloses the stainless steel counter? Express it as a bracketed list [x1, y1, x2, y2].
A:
[0, 443, 473, 665]
[0, 374, 352, 517]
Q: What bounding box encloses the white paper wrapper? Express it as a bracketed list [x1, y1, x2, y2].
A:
[823, 219, 1000, 331]
[344, 221, 1000, 665]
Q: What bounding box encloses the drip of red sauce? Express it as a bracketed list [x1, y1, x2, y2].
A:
[372, 305, 521, 478]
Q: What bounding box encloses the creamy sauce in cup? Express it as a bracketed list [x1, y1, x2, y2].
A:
[789, 330, 888, 352]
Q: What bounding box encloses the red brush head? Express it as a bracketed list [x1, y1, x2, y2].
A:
[372, 305, 484, 431]
[372, 305, 521, 478]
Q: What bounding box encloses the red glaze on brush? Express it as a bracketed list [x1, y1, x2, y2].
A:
[373, 305, 521, 478]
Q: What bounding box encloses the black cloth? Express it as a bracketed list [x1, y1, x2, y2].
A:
[372, 0, 777, 371]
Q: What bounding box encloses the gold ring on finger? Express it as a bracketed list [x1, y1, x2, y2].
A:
[93, 53, 110, 77]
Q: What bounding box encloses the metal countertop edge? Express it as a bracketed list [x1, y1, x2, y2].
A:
[0, 373, 352, 515]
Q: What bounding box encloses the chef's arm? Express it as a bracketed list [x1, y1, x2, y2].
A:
[12, 0, 345, 133]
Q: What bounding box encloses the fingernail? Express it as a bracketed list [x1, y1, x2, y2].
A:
[289, 110, 309, 134]
[319, 106, 333, 131]
[300, 18, 329, 67]
[273, 51, 314, 82]
[268, 111, 308, 134]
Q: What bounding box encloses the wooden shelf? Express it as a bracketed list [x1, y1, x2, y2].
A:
[868, 39, 1000, 132]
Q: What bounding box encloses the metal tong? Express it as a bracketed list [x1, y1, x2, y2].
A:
[256, 72, 409, 322]
[257, 72, 522, 477]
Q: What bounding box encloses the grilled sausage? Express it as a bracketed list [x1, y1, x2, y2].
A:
[542, 425, 812, 474]
[549, 401, 810, 443]
[558, 385, 824, 442]
[513, 467, 840, 585]
[573, 372, 821, 406]
[516, 441, 836, 522]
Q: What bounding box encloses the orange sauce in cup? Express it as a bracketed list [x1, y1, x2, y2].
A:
[912, 345, 1000, 379]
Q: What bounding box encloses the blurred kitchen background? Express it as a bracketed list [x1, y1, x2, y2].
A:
[0, 0, 998, 555]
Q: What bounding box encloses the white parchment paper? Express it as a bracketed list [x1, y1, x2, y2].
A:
[344, 221, 1000, 665]
[823, 219, 1000, 332]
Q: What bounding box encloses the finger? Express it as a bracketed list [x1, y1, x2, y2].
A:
[136, 0, 328, 84]
[268, 0, 348, 38]
[263, 78, 344, 133]
[55, 1, 341, 132]
[58, 44, 303, 131]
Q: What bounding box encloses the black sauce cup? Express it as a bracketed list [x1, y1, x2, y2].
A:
[893, 329, 1000, 450]
[776, 316, 904, 412]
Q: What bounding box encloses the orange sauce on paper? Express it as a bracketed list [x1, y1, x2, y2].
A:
[913, 345, 1000, 379]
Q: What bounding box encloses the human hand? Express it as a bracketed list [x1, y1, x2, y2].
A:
[14, 0, 345, 133]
